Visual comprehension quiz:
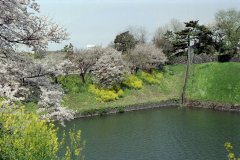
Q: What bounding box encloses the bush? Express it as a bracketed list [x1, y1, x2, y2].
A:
[122, 75, 143, 89]
[152, 70, 164, 80]
[0, 102, 84, 160]
[117, 106, 125, 113]
[57, 75, 87, 93]
[117, 89, 124, 97]
[224, 142, 238, 160]
[163, 66, 174, 75]
[24, 101, 38, 112]
[138, 71, 161, 84]
[88, 84, 120, 102]
[98, 108, 108, 115]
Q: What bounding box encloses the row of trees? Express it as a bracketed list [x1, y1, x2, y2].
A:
[153, 9, 240, 57]
[67, 44, 167, 89]
[112, 9, 239, 59]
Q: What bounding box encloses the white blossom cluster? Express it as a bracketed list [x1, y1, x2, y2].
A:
[0, 0, 73, 121]
[69, 47, 103, 81]
[127, 44, 168, 71]
[0, 0, 68, 54]
[36, 53, 74, 76]
[0, 54, 75, 121]
[37, 83, 74, 122]
[92, 48, 129, 89]
[0, 55, 30, 101]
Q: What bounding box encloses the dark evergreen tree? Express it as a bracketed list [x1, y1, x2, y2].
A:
[114, 31, 137, 53]
[173, 20, 216, 55]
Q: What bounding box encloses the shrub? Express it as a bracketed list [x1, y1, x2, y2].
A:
[138, 71, 161, 84]
[117, 89, 124, 97]
[99, 90, 119, 102]
[117, 106, 125, 113]
[24, 101, 38, 112]
[57, 75, 86, 93]
[152, 70, 164, 80]
[163, 66, 174, 75]
[224, 142, 239, 160]
[88, 84, 120, 102]
[0, 102, 84, 160]
[122, 75, 143, 89]
[98, 108, 108, 115]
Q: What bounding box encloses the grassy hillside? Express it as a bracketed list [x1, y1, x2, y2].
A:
[62, 65, 185, 113]
[54, 62, 240, 114]
[186, 62, 240, 104]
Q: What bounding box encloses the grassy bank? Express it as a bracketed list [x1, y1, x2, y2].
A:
[186, 62, 240, 104]
[46, 62, 240, 114]
[64, 66, 183, 112]
[61, 65, 185, 114]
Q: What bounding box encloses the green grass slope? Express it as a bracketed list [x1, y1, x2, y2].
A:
[62, 65, 185, 113]
[60, 62, 240, 114]
[187, 62, 240, 104]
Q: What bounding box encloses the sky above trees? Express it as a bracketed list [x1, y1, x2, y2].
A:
[38, 0, 240, 50]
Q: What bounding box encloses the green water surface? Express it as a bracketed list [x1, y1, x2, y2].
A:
[59, 107, 240, 160]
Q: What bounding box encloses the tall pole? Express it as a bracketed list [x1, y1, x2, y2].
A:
[180, 35, 191, 106]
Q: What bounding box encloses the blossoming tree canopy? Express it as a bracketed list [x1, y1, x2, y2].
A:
[0, 0, 72, 121]
[0, 0, 68, 55]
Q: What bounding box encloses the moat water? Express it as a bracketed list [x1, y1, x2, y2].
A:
[59, 107, 240, 160]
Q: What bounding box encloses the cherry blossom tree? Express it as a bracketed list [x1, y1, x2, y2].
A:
[69, 47, 103, 83]
[92, 48, 129, 89]
[125, 44, 167, 73]
[0, 0, 68, 56]
[0, 0, 71, 121]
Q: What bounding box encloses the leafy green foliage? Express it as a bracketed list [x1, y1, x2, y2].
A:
[224, 142, 240, 160]
[24, 101, 38, 113]
[57, 75, 90, 93]
[215, 9, 240, 53]
[0, 101, 84, 160]
[123, 75, 143, 89]
[117, 89, 124, 98]
[114, 31, 137, 53]
[63, 129, 85, 160]
[152, 70, 164, 80]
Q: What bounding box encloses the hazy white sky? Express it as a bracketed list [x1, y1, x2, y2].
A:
[37, 0, 240, 50]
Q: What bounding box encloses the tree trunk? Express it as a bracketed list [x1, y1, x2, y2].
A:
[135, 67, 139, 74]
[80, 73, 86, 83]
[54, 77, 58, 84]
